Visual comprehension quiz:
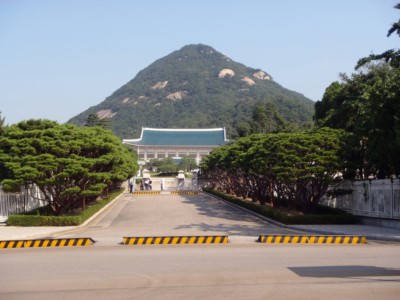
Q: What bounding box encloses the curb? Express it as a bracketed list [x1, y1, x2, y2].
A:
[80, 190, 128, 227]
[201, 191, 288, 228]
[0, 237, 95, 249]
[123, 235, 228, 245]
[257, 235, 367, 244]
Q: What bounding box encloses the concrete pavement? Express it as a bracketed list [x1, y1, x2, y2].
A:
[2, 222, 399, 243]
[3, 241, 400, 300]
[1, 191, 399, 243]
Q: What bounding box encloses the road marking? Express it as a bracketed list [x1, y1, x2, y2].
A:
[132, 191, 199, 195]
[171, 191, 199, 195]
[132, 191, 161, 195]
[123, 235, 228, 245]
[0, 238, 95, 249]
[257, 235, 367, 244]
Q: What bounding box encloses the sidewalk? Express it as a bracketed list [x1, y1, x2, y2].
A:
[1, 222, 399, 243]
[0, 183, 130, 241]
[0, 225, 76, 240]
[289, 224, 400, 243]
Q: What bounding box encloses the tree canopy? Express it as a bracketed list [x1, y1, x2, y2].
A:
[85, 113, 111, 129]
[315, 64, 400, 179]
[315, 4, 400, 179]
[236, 102, 313, 138]
[201, 128, 345, 213]
[356, 4, 400, 69]
[0, 119, 138, 215]
[144, 156, 198, 173]
[0, 111, 5, 135]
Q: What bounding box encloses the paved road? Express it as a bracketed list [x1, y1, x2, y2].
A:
[55, 193, 303, 244]
[1, 243, 400, 300]
[2, 192, 400, 299]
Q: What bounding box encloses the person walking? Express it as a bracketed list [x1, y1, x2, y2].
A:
[129, 178, 134, 193]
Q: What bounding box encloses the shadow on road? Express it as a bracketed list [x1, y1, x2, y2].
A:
[289, 265, 400, 279]
[173, 193, 294, 236]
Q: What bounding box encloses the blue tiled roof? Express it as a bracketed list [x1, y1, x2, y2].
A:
[124, 128, 228, 146]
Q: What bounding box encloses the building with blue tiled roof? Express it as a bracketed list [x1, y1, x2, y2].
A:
[123, 127, 228, 164]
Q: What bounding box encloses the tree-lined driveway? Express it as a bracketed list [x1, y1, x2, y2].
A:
[4, 192, 400, 300]
[56, 192, 301, 244]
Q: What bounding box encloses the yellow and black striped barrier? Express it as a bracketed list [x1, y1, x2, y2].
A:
[171, 191, 199, 195]
[0, 238, 95, 249]
[257, 235, 366, 244]
[123, 235, 228, 245]
[132, 191, 161, 195]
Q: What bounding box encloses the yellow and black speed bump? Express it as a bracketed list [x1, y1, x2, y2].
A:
[0, 238, 95, 249]
[171, 191, 199, 195]
[257, 235, 366, 244]
[133, 191, 161, 195]
[123, 235, 228, 245]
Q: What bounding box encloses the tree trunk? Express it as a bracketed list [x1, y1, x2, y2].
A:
[82, 196, 86, 212]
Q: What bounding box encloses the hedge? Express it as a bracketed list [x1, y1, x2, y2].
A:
[7, 189, 124, 226]
[203, 188, 357, 225]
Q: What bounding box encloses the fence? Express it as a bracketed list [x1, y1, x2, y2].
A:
[134, 177, 204, 191]
[321, 179, 400, 220]
[0, 185, 47, 222]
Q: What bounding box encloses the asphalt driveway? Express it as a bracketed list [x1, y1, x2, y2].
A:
[56, 192, 301, 244]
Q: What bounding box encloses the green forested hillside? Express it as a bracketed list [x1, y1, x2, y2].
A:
[68, 44, 314, 138]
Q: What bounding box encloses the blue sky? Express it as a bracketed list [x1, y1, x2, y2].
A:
[0, 0, 398, 125]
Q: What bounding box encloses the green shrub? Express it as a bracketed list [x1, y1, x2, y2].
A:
[7, 189, 123, 226]
[203, 188, 357, 225]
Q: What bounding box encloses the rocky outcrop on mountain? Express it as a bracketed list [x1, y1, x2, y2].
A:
[68, 44, 314, 138]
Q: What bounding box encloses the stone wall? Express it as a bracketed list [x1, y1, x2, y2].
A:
[322, 179, 400, 220]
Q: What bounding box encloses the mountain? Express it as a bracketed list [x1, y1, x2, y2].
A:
[68, 44, 315, 138]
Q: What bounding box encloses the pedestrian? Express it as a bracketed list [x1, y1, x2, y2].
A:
[129, 178, 134, 193]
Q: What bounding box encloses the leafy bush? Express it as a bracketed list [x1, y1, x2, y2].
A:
[7, 189, 123, 226]
[203, 188, 357, 225]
